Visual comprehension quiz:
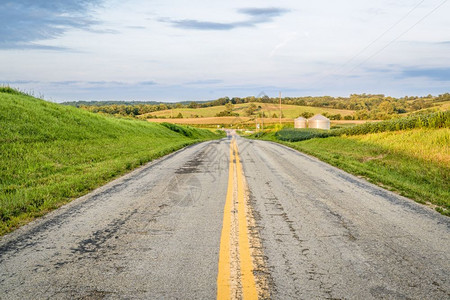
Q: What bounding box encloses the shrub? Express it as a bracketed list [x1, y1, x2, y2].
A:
[0, 86, 26, 95]
[160, 122, 195, 137]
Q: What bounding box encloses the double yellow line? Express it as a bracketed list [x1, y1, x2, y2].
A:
[217, 137, 258, 299]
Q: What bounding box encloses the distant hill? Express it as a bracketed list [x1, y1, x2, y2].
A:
[65, 93, 449, 122]
[62, 100, 165, 107]
[61, 99, 212, 107]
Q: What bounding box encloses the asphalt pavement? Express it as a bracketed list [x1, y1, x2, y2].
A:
[1, 135, 448, 299]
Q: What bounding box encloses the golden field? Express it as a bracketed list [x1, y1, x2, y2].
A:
[144, 102, 355, 119]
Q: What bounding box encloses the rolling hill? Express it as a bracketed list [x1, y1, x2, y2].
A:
[144, 102, 355, 119]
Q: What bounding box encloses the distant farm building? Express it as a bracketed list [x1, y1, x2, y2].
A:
[294, 116, 307, 128]
[308, 114, 330, 130]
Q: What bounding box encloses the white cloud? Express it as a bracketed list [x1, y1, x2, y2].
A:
[0, 0, 449, 101]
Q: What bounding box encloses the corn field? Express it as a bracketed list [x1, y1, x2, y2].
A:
[276, 111, 449, 142]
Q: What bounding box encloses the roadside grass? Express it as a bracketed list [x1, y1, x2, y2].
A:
[347, 129, 449, 166]
[0, 91, 223, 235]
[253, 128, 449, 215]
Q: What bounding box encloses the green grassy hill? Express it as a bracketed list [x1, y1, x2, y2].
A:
[0, 88, 222, 235]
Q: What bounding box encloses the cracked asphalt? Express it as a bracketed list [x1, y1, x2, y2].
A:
[0, 136, 449, 299]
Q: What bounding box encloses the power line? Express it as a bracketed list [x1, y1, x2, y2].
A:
[346, 0, 448, 74]
[307, 1, 426, 88]
[307, 0, 447, 89]
[340, 0, 426, 70]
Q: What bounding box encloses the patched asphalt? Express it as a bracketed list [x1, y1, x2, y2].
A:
[0, 136, 449, 299]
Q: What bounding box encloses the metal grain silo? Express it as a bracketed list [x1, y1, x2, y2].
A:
[294, 116, 307, 128]
[308, 114, 330, 130]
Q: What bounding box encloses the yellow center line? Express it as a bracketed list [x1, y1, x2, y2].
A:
[234, 139, 258, 299]
[217, 138, 234, 299]
[217, 136, 258, 300]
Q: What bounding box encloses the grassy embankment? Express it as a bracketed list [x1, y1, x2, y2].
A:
[0, 88, 223, 235]
[252, 112, 449, 215]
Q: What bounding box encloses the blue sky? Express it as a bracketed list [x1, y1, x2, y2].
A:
[0, 0, 449, 102]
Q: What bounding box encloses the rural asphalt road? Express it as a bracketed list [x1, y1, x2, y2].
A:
[1, 133, 449, 299]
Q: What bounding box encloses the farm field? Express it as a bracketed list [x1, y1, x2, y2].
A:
[147, 117, 377, 131]
[148, 116, 252, 125]
[148, 117, 374, 125]
[434, 101, 450, 111]
[0, 88, 223, 235]
[144, 102, 355, 119]
[147, 116, 295, 128]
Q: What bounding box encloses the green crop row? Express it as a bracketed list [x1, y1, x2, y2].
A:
[334, 111, 449, 136]
[275, 128, 330, 142]
[275, 111, 449, 142]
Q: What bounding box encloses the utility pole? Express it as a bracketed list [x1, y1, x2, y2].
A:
[261, 108, 264, 131]
[279, 91, 282, 125]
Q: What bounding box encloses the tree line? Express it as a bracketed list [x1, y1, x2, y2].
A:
[68, 93, 450, 120]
